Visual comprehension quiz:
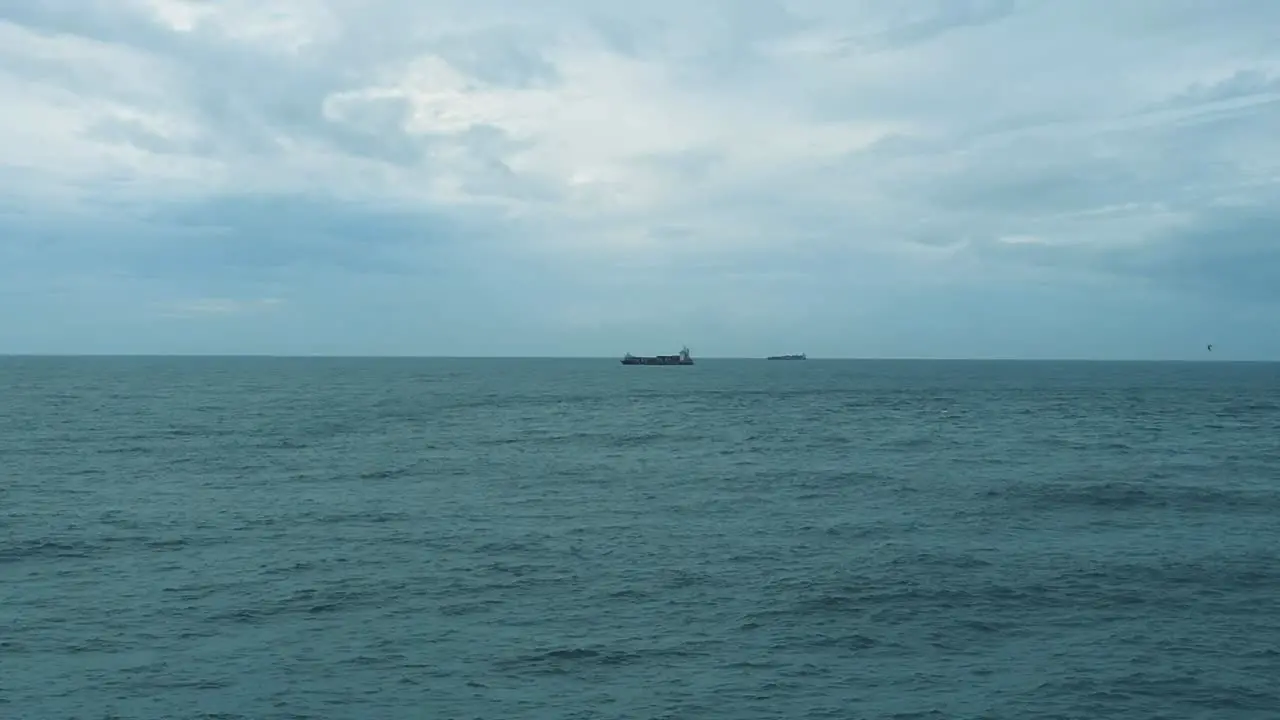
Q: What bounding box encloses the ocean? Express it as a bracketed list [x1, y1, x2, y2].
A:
[3, 356, 1278, 719]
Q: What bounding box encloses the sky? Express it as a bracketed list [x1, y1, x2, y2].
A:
[2, 0, 1279, 359]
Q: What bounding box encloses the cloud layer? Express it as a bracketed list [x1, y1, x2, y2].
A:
[3, 0, 1279, 357]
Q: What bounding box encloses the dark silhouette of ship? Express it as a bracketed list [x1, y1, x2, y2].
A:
[621, 346, 694, 365]
[766, 353, 806, 360]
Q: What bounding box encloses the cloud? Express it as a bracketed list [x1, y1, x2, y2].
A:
[2, 0, 1280, 357]
[160, 297, 284, 319]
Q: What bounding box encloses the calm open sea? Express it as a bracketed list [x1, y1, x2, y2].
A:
[3, 357, 1279, 719]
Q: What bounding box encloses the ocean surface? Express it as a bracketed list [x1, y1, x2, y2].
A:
[3, 356, 1279, 719]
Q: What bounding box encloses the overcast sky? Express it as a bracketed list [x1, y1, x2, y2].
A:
[2, 0, 1278, 358]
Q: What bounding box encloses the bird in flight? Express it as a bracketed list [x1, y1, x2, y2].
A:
[1207, 344, 1213, 352]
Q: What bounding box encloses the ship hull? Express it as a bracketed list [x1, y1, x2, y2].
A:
[621, 356, 694, 365]
[766, 354, 806, 360]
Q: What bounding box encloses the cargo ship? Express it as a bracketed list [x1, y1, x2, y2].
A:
[621, 346, 694, 365]
[766, 353, 806, 360]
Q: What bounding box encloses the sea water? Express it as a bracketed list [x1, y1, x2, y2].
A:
[3, 357, 1278, 719]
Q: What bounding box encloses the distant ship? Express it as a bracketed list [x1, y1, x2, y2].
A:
[622, 346, 694, 365]
[766, 353, 807, 360]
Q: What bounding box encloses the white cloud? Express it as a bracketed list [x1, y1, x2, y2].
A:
[159, 297, 284, 318]
[137, 0, 341, 50]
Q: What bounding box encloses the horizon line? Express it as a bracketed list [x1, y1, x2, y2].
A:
[0, 353, 1263, 363]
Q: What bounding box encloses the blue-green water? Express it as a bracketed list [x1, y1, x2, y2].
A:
[3, 357, 1279, 719]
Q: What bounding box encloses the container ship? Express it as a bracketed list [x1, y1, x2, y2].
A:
[621, 346, 694, 365]
[766, 353, 806, 360]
